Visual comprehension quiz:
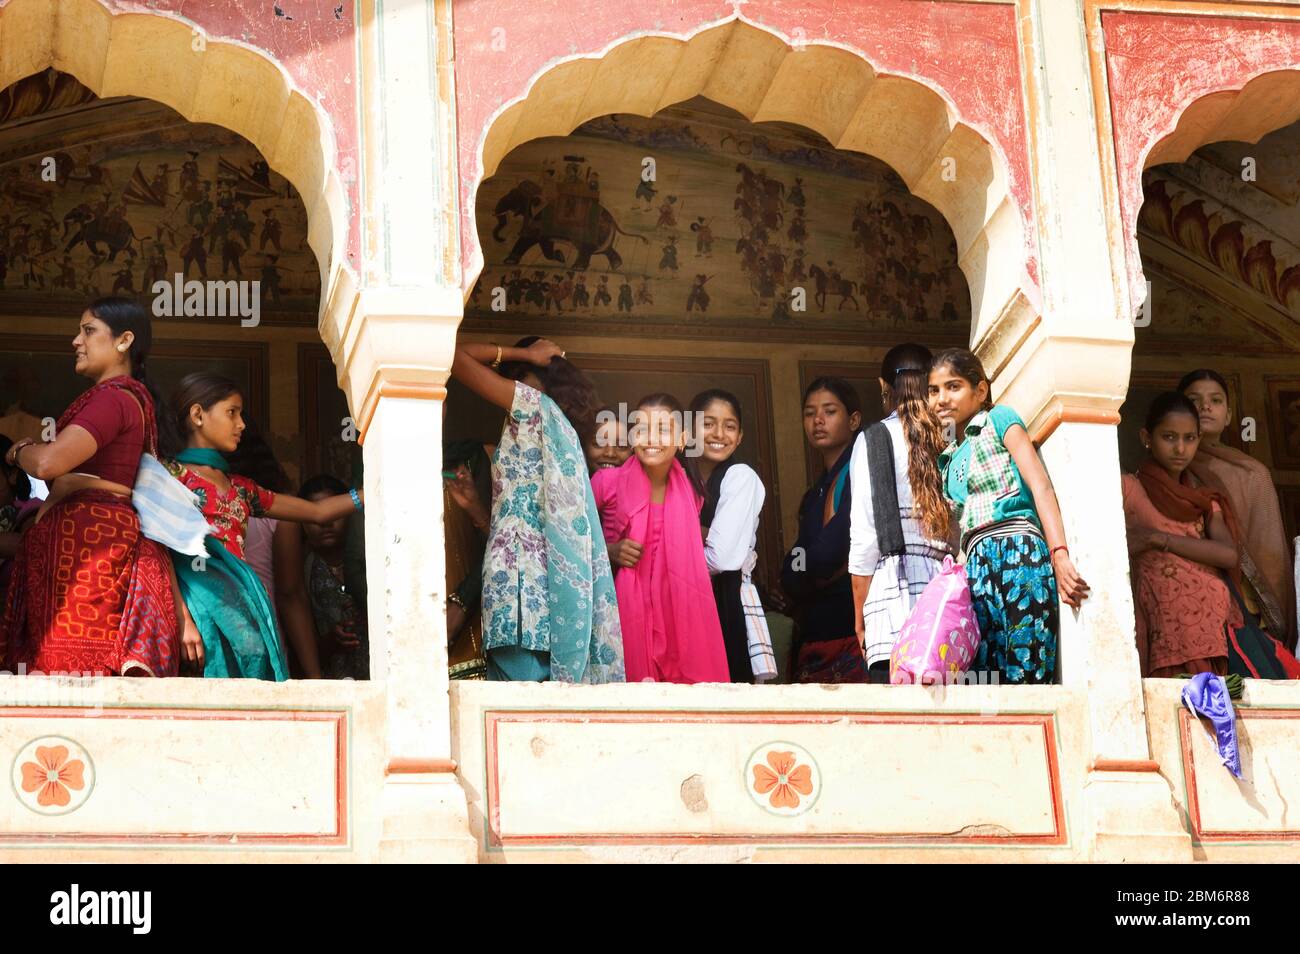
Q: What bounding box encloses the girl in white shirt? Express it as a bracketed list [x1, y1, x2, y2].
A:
[687, 389, 776, 683]
[848, 343, 953, 682]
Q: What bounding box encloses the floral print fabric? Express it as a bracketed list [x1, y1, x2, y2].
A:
[164, 461, 275, 560]
[1121, 474, 1236, 674]
[966, 530, 1059, 684]
[481, 382, 624, 683]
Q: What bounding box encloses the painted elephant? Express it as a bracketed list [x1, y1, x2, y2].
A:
[503, 196, 647, 271]
[492, 179, 543, 243]
[65, 215, 140, 263]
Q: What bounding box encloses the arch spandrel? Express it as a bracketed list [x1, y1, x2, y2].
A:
[469, 20, 1031, 348]
[0, 0, 348, 323]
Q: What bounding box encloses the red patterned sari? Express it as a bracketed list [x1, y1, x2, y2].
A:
[0, 377, 178, 676]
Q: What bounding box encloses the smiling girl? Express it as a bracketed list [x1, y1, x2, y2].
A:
[593, 393, 729, 683]
[686, 388, 773, 683]
[162, 372, 361, 680]
[928, 349, 1088, 685]
[585, 407, 631, 475]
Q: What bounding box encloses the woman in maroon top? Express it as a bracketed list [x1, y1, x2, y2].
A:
[1, 298, 179, 676]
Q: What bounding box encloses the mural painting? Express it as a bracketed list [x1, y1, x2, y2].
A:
[0, 70, 319, 320]
[468, 98, 971, 342]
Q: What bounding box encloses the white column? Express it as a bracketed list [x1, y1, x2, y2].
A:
[350, 0, 475, 861]
[1022, 0, 1191, 861]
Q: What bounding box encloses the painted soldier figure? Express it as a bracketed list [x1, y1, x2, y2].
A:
[53, 254, 76, 290]
[221, 237, 245, 276]
[788, 210, 807, 245]
[151, 163, 171, 199]
[790, 248, 807, 283]
[187, 183, 213, 229]
[685, 274, 712, 313]
[179, 151, 201, 201]
[111, 261, 134, 295]
[656, 195, 678, 230]
[250, 158, 272, 188]
[593, 274, 612, 307]
[262, 255, 284, 304]
[259, 208, 282, 251]
[659, 235, 678, 273]
[182, 229, 208, 279]
[142, 240, 169, 290]
[572, 273, 590, 308]
[524, 270, 547, 309]
[789, 176, 806, 209]
[506, 269, 524, 307]
[552, 271, 574, 310]
[231, 201, 255, 244]
[635, 276, 653, 305]
[617, 277, 633, 312]
[692, 217, 713, 255]
[634, 175, 657, 208]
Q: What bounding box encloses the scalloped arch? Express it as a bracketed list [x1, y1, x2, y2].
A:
[1128, 68, 1300, 310]
[0, 0, 348, 316]
[470, 19, 1030, 343]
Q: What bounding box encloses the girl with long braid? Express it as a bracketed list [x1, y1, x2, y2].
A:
[848, 344, 953, 682]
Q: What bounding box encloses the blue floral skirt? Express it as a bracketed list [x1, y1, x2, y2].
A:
[966, 530, 1059, 685]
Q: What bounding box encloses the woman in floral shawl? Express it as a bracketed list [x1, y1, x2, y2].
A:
[449, 336, 623, 683]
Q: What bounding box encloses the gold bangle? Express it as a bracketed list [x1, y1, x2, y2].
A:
[490, 345, 503, 371]
[8, 438, 34, 467]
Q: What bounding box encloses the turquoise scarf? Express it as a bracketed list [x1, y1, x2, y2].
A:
[176, 447, 229, 472]
[172, 446, 286, 681]
[173, 537, 287, 681]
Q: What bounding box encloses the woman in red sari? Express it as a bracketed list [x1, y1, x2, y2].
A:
[1, 298, 179, 676]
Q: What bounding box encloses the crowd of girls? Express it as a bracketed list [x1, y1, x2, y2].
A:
[0, 298, 368, 681]
[442, 335, 1089, 686]
[2, 300, 1294, 685]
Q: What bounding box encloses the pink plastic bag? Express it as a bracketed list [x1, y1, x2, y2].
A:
[890, 555, 980, 686]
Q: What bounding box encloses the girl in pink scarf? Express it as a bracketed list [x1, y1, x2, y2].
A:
[592, 393, 729, 683]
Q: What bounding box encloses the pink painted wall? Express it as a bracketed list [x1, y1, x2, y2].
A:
[79, 0, 361, 269]
[1103, 10, 1300, 306]
[451, 0, 1037, 295]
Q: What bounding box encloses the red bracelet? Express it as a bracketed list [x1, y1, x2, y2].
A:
[1050, 545, 1069, 557]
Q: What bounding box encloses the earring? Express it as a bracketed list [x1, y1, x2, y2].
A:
[117, 345, 127, 352]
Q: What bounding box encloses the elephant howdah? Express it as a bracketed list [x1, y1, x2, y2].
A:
[494, 175, 647, 272]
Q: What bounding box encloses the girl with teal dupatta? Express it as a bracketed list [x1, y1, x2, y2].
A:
[449, 337, 624, 683]
[162, 373, 364, 680]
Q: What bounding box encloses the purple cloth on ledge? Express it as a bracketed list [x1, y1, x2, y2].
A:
[1181, 672, 1241, 779]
